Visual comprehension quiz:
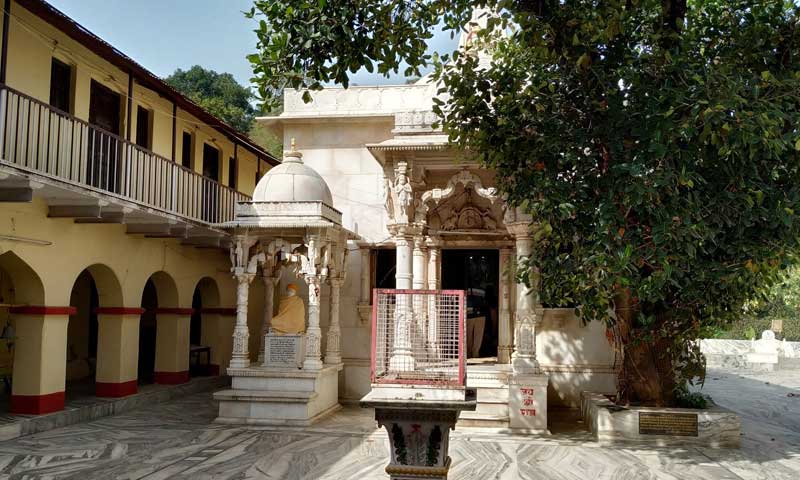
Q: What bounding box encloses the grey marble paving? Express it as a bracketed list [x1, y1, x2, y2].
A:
[0, 369, 796, 479]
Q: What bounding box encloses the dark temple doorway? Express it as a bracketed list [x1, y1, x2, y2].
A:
[441, 249, 499, 360]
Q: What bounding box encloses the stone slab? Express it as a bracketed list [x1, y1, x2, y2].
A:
[263, 333, 305, 368]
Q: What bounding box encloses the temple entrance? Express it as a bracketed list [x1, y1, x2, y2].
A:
[441, 249, 499, 360]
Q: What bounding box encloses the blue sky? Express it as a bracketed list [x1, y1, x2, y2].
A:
[47, 0, 457, 88]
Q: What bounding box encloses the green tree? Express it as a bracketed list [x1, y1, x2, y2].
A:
[165, 65, 256, 133]
[248, 0, 800, 405]
[166, 65, 282, 156]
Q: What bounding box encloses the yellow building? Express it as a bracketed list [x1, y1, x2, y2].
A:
[0, 0, 278, 414]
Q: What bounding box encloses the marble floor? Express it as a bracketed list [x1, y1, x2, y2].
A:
[0, 369, 797, 479]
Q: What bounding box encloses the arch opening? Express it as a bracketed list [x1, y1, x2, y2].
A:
[190, 277, 220, 377]
[0, 252, 46, 403]
[138, 278, 158, 384]
[65, 264, 125, 394]
[66, 270, 99, 389]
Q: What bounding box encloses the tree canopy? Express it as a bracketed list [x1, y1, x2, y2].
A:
[166, 65, 257, 134]
[248, 0, 800, 405]
[165, 65, 282, 156]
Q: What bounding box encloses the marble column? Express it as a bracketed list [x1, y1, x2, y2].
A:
[412, 236, 427, 290]
[427, 244, 440, 290]
[507, 223, 539, 373]
[426, 244, 440, 356]
[411, 235, 428, 355]
[360, 247, 371, 303]
[498, 247, 513, 364]
[390, 229, 415, 371]
[230, 270, 255, 369]
[356, 246, 372, 325]
[395, 231, 413, 290]
[258, 269, 279, 364]
[325, 276, 344, 365]
[303, 235, 324, 371]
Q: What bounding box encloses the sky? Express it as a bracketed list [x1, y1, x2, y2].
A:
[46, 0, 458, 89]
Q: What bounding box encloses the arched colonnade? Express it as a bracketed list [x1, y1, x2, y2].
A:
[0, 251, 235, 414]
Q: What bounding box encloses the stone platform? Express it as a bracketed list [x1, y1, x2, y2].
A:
[581, 392, 741, 448]
[215, 364, 342, 426]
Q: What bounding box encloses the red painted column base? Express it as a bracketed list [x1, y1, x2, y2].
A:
[95, 380, 138, 398]
[154, 371, 190, 385]
[10, 391, 65, 415]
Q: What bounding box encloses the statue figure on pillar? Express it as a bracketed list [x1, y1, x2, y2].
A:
[394, 172, 413, 222]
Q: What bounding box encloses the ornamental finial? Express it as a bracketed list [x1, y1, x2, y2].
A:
[284, 137, 303, 163]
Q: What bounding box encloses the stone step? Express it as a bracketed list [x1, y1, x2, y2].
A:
[473, 386, 509, 404]
[474, 401, 509, 417]
[457, 411, 510, 428]
[213, 389, 317, 403]
[466, 372, 510, 389]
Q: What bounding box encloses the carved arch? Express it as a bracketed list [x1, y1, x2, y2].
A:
[414, 169, 499, 222]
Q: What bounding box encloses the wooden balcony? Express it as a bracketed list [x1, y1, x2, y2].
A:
[0, 84, 250, 246]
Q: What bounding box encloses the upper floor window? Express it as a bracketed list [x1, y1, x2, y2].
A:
[49, 58, 72, 113]
[135, 106, 152, 149]
[181, 131, 193, 169]
[228, 156, 237, 189]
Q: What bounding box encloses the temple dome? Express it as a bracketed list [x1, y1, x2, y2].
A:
[252, 145, 333, 205]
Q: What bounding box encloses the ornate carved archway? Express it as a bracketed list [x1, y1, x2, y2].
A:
[414, 168, 499, 223]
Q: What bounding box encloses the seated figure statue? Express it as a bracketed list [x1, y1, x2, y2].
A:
[270, 283, 306, 334]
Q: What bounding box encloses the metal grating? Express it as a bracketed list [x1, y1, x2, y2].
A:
[370, 289, 465, 387]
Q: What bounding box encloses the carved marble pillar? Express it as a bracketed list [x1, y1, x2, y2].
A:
[325, 276, 344, 365]
[498, 247, 513, 364]
[258, 270, 280, 364]
[395, 231, 413, 290]
[303, 273, 323, 370]
[360, 247, 371, 302]
[390, 229, 415, 371]
[230, 270, 255, 369]
[507, 222, 540, 374]
[427, 243, 440, 290]
[411, 235, 428, 355]
[412, 236, 427, 290]
[303, 235, 324, 371]
[426, 243, 441, 356]
[357, 246, 372, 324]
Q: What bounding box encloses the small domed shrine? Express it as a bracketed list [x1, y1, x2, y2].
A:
[213, 140, 357, 426]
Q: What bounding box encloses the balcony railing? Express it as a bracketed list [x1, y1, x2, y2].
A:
[0, 84, 249, 224]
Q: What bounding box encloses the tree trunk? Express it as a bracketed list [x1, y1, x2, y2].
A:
[614, 289, 678, 406]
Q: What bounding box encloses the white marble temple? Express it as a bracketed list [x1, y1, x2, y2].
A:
[0, 369, 796, 479]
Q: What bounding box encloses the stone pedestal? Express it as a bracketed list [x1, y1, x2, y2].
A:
[361, 389, 476, 480]
[214, 364, 342, 426]
[508, 373, 549, 433]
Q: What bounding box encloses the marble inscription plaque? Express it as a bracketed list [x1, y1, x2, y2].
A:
[264, 334, 304, 368]
[639, 412, 698, 436]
